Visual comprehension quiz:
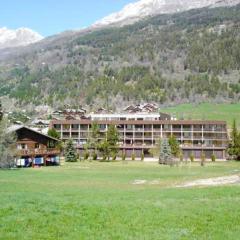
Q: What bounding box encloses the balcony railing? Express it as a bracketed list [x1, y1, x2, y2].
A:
[17, 149, 60, 156]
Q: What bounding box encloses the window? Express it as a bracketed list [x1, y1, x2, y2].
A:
[35, 143, 40, 149]
[63, 124, 70, 130]
[71, 124, 79, 130]
[17, 144, 27, 150]
[54, 124, 61, 130]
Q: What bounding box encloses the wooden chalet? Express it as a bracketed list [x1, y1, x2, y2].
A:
[10, 126, 61, 167]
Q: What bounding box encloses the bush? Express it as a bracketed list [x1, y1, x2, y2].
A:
[179, 152, 184, 162]
[112, 153, 117, 161]
[83, 151, 89, 160]
[141, 152, 144, 161]
[201, 153, 206, 167]
[122, 152, 126, 161]
[211, 154, 216, 162]
[131, 153, 136, 161]
[92, 152, 98, 161]
[190, 154, 194, 162]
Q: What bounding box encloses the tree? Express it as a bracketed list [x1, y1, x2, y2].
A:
[106, 125, 119, 156]
[150, 138, 161, 158]
[88, 122, 100, 160]
[228, 120, 240, 160]
[169, 135, 181, 157]
[65, 139, 77, 162]
[48, 128, 63, 152]
[98, 125, 119, 161]
[0, 100, 3, 121]
[159, 138, 173, 165]
[0, 118, 16, 168]
[98, 140, 111, 161]
[48, 128, 60, 139]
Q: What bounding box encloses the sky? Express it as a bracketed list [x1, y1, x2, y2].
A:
[0, 0, 137, 37]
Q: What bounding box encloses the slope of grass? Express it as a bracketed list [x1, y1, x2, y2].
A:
[0, 161, 240, 240]
[163, 103, 240, 127]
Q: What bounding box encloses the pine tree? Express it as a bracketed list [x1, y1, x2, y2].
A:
[65, 139, 77, 162]
[228, 120, 240, 160]
[159, 138, 173, 165]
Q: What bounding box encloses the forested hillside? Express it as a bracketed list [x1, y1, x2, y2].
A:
[0, 5, 240, 109]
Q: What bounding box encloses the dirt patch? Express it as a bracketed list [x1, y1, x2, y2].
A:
[132, 180, 147, 185]
[132, 179, 161, 185]
[176, 175, 240, 188]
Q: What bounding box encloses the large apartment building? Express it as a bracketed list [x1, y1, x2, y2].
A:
[51, 112, 229, 159]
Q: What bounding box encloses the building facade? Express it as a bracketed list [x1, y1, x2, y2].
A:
[51, 114, 229, 159]
[12, 126, 60, 167]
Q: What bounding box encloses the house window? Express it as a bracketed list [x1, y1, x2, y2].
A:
[18, 144, 27, 150]
[17, 144, 27, 150]
[35, 143, 40, 149]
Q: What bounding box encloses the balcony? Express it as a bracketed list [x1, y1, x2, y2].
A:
[17, 148, 60, 156]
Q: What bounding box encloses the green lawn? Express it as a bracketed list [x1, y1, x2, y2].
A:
[162, 103, 240, 128]
[1, 161, 240, 240]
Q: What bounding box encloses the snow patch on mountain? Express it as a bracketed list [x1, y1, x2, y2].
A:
[0, 27, 43, 49]
[93, 0, 240, 27]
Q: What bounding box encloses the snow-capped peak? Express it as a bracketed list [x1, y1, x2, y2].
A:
[93, 0, 240, 27]
[0, 27, 43, 49]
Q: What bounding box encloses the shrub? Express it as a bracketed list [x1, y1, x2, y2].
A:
[131, 152, 136, 161]
[201, 152, 206, 167]
[92, 152, 98, 161]
[83, 151, 89, 160]
[141, 152, 144, 161]
[179, 152, 184, 162]
[122, 152, 126, 161]
[112, 153, 117, 161]
[190, 154, 194, 162]
[211, 154, 216, 162]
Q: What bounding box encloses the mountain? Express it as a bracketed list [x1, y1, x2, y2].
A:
[93, 0, 240, 27]
[0, 27, 43, 49]
[0, 4, 240, 109]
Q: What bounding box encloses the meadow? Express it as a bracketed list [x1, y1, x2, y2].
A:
[1, 161, 240, 240]
[163, 103, 240, 127]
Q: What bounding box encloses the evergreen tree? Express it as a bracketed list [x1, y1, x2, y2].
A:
[159, 138, 173, 165]
[65, 139, 77, 162]
[0, 118, 16, 168]
[228, 120, 240, 160]
[169, 135, 181, 157]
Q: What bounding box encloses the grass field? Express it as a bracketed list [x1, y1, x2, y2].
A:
[162, 103, 240, 128]
[1, 161, 240, 240]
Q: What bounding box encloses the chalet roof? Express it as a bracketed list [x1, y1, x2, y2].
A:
[8, 125, 59, 142]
